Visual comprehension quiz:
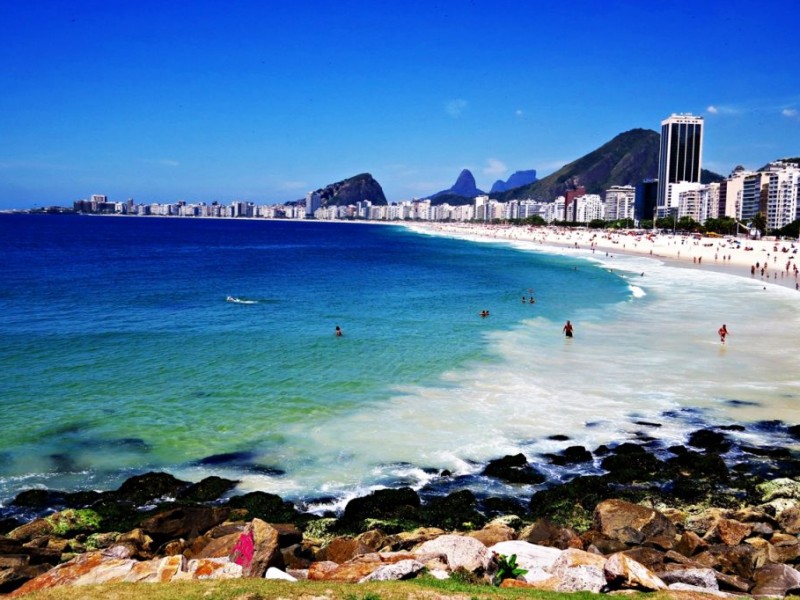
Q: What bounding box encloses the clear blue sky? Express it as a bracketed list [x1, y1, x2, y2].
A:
[1, 0, 797, 209]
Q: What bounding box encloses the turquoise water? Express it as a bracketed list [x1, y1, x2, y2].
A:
[0, 214, 633, 511]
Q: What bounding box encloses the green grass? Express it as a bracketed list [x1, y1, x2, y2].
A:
[16, 576, 609, 600]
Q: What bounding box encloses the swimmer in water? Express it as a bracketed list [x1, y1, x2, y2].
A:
[563, 320, 574, 338]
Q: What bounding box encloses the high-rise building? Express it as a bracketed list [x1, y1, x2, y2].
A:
[305, 191, 322, 217]
[657, 114, 704, 218]
[720, 166, 753, 220]
[741, 172, 771, 223]
[564, 186, 586, 223]
[766, 161, 800, 230]
[635, 179, 659, 222]
[605, 185, 636, 221]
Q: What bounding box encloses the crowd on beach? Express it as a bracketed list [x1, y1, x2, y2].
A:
[410, 222, 800, 291]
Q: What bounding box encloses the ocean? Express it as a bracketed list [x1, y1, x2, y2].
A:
[1, 214, 799, 518]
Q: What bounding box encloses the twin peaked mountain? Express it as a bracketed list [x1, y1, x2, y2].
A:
[306, 128, 723, 208]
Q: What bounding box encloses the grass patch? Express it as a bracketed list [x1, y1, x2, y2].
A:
[16, 577, 609, 599]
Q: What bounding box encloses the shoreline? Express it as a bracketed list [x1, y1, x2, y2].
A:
[403, 222, 800, 292]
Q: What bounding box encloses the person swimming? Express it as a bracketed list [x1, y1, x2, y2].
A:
[563, 320, 574, 338]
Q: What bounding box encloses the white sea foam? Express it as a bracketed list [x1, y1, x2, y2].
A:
[628, 285, 646, 298]
[222, 239, 800, 502]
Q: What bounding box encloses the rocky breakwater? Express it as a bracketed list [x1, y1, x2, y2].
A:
[3, 421, 800, 596]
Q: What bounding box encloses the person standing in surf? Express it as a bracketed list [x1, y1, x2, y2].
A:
[563, 320, 574, 338]
[718, 324, 728, 343]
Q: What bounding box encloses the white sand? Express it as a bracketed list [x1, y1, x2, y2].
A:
[408, 222, 800, 291]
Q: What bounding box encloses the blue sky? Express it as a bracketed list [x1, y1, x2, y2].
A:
[1, 0, 798, 209]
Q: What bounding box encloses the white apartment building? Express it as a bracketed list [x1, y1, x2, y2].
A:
[604, 185, 636, 221]
[451, 203, 474, 221]
[667, 181, 703, 219]
[305, 191, 322, 217]
[741, 172, 771, 223]
[677, 188, 704, 222]
[553, 196, 566, 222]
[473, 195, 489, 221]
[518, 200, 550, 220]
[721, 167, 753, 220]
[766, 161, 800, 230]
[570, 194, 604, 222]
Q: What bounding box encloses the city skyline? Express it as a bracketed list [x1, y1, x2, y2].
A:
[1, 0, 798, 210]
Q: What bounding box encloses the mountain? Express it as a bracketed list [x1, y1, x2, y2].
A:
[701, 169, 725, 184]
[314, 173, 387, 206]
[430, 169, 484, 204]
[490, 169, 538, 193]
[492, 129, 661, 201]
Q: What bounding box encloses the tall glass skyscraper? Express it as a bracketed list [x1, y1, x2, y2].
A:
[657, 114, 704, 217]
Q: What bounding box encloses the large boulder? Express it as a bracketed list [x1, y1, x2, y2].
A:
[593, 499, 676, 543]
[482, 454, 545, 484]
[112, 472, 190, 505]
[9, 551, 241, 595]
[226, 492, 300, 524]
[757, 478, 800, 502]
[705, 517, 753, 546]
[467, 522, 516, 547]
[358, 559, 425, 582]
[600, 444, 664, 483]
[777, 505, 800, 535]
[674, 530, 708, 557]
[659, 567, 719, 591]
[692, 543, 759, 581]
[604, 552, 666, 591]
[307, 560, 380, 583]
[420, 490, 484, 530]
[687, 429, 731, 453]
[545, 446, 593, 466]
[316, 536, 373, 563]
[228, 518, 283, 578]
[340, 488, 420, 530]
[414, 534, 489, 572]
[529, 475, 612, 528]
[194, 532, 242, 559]
[548, 548, 607, 593]
[751, 563, 800, 598]
[177, 476, 238, 503]
[139, 506, 229, 543]
[8, 509, 102, 543]
[488, 540, 561, 583]
[383, 527, 445, 551]
[519, 519, 582, 549]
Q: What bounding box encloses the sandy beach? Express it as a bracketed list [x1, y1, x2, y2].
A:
[409, 222, 800, 291]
